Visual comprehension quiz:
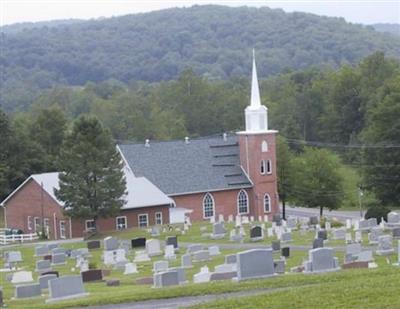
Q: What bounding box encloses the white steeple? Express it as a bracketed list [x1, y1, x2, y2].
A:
[244, 49, 268, 132]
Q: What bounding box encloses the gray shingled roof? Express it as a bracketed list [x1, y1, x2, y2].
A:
[118, 134, 252, 196]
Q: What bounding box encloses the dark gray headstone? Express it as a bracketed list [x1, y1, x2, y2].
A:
[39, 274, 57, 289]
[47, 275, 88, 303]
[36, 260, 51, 272]
[310, 248, 336, 272]
[81, 270, 103, 282]
[48, 244, 58, 251]
[309, 216, 319, 225]
[106, 279, 120, 286]
[166, 236, 178, 249]
[87, 240, 101, 250]
[35, 246, 49, 257]
[392, 228, 400, 238]
[272, 214, 282, 224]
[281, 247, 290, 258]
[15, 283, 41, 299]
[153, 270, 179, 288]
[237, 249, 275, 281]
[0, 287, 3, 306]
[317, 230, 327, 240]
[210, 271, 236, 281]
[51, 253, 66, 265]
[274, 259, 285, 274]
[250, 226, 262, 239]
[131, 237, 146, 248]
[313, 238, 324, 249]
[272, 240, 281, 251]
[104, 237, 119, 251]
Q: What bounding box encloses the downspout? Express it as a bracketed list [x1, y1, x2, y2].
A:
[53, 213, 57, 239]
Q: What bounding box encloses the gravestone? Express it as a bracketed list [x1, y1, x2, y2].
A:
[103, 249, 127, 265]
[11, 271, 34, 284]
[52, 248, 66, 255]
[164, 245, 176, 259]
[87, 240, 101, 250]
[81, 270, 103, 282]
[369, 227, 384, 244]
[346, 243, 362, 257]
[166, 236, 178, 249]
[230, 229, 243, 242]
[355, 231, 362, 243]
[193, 250, 210, 262]
[250, 226, 263, 241]
[168, 266, 186, 284]
[134, 251, 150, 262]
[214, 263, 236, 273]
[209, 245, 220, 256]
[287, 217, 297, 229]
[358, 219, 370, 231]
[131, 237, 146, 248]
[124, 262, 138, 274]
[7, 251, 23, 263]
[106, 279, 120, 286]
[317, 230, 327, 241]
[15, 283, 41, 299]
[376, 235, 394, 255]
[153, 260, 169, 273]
[186, 244, 203, 254]
[218, 214, 224, 222]
[47, 275, 89, 303]
[36, 260, 51, 272]
[367, 218, 377, 228]
[225, 254, 237, 264]
[35, 246, 49, 257]
[281, 232, 292, 242]
[325, 222, 331, 230]
[272, 240, 281, 251]
[0, 287, 2, 306]
[332, 228, 346, 240]
[104, 237, 119, 251]
[281, 247, 290, 258]
[309, 216, 318, 225]
[387, 212, 400, 227]
[151, 226, 160, 237]
[274, 259, 285, 274]
[193, 266, 211, 283]
[52, 253, 66, 265]
[228, 215, 234, 222]
[181, 254, 192, 268]
[392, 228, 400, 238]
[48, 244, 58, 251]
[272, 214, 282, 225]
[146, 239, 162, 257]
[304, 248, 339, 273]
[236, 249, 274, 281]
[211, 222, 226, 239]
[313, 238, 324, 249]
[210, 271, 236, 281]
[39, 274, 57, 289]
[153, 270, 179, 288]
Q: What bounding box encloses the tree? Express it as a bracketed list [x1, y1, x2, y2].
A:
[292, 147, 345, 217]
[276, 136, 294, 219]
[55, 115, 126, 231]
[0, 110, 12, 199]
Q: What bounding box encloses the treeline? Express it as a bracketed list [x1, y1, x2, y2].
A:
[2, 5, 400, 113]
[1, 52, 399, 210]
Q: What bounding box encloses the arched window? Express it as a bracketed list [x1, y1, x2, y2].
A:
[266, 160, 272, 174]
[264, 193, 271, 213]
[203, 193, 215, 219]
[237, 190, 249, 214]
[261, 140, 268, 152]
[260, 160, 266, 175]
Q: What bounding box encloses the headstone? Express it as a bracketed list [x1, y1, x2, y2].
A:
[193, 250, 210, 262]
[15, 283, 41, 299]
[169, 266, 186, 284]
[36, 260, 51, 272]
[304, 248, 339, 273]
[313, 238, 324, 249]
[368, 227, 384, 244]
[272, 240, 281, 252]
[87, 240, 101, 250]
[317, 230, 327, 241]
[355, 231, 362, 243]
[239, 226, 246, 236]
[346, 243, 362, 256]
[345, 233, 352, 243]
[193, 266, 211, 283]
[210, 271, 236, 281]
[242, 216, 249, 224]
[267, 227, 274, 238]
[35, 246, 49, 257]
[123, 263, 138, 275]
[146, 239, 162, 257]
[358, 219, 370, 231]
[39, 274, 57, 289]
[214, 263, 236, 273]
[325, 222, 331, 231]
[103, 249, 127, 265]
[52, 253, 66, 265]
[309, 216, 318, 225]
[186, 244, 203, 254]
[236, 249, 274, 281]
[211, 222, 226, 239]
[11, 271, 34, 284]
[47, 275, 88, 303]
[104, 237, 119, 251]
[218, 214, 224, 222]
[357, 250, 374, 262]
[342, 261, 369, 269]
[164, 245, 176, 259]
[346, 219, 352, 229]
[153, 260, 169, 273]
[7, 251, 23, 263]
[264, 215, 269, 222]
[332, 228, 346, 240]
[209, 245, 220, 256]
[250, 226, 263, 241]
[281, 247, 290, 258]
[392, 228, 400, 238]
[281, 232, 292, 243]
[153, 270, 179, 288]
[228, 215, 234, 223]
[367, 217, 377, 228]
[81, 269, 103, 282]
[166, 236, 178, 249]
[106, 279, 120, 286]
[150, 226, 160, 237]
[274, 259, 285, 274]
[287, 218, 297, 229]
[229, 229, 243, 242]
[41, 271, 59, 277]
[52, 248, 66, 255]
[181, 254, 192, 268]
[131, 237, 146, 248]
[134, 251, 151, 262]
[387, 212, 400, 227]
[376, 235, 394, 255]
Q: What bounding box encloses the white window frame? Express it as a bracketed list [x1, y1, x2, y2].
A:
[34, 217, 41, 232]
[59, 221, 66, 239]
[266, 159, 272, 174]
[155, 212, 163, 225]
[260, 160, 266, 175]
[237, 190, 249, 215]
[138, 214, 148, 228]
[261, 140, 268, 152]
[27, 216, 32, 230]
[43, 218, 50, 229]
[264, 193, 271, 213]
[203, 193, 215, 219]
[116, 216, 128, 230]
[85, 219, 95, 231]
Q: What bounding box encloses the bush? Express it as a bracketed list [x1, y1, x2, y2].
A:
[320, 217, 343, 228]
[365, 206, 391, 224]
[89, 262, 98, 270]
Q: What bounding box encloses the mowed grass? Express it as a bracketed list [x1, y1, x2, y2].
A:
[1, 222, 398, 308]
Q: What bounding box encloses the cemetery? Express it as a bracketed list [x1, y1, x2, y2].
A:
[0, 214, 400, 308]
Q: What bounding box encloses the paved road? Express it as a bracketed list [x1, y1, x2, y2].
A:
[81, 287, 293, 309]
[284, 206, 362, 221]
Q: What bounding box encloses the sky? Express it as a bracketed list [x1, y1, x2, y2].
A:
[1, 0, 399, 27]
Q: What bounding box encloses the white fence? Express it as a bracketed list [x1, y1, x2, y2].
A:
[0, 230, 39, 245]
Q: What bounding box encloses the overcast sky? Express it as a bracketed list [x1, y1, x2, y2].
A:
[1, 1, 399, 26]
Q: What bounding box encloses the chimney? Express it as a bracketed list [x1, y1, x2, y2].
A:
[223, 133, 227, 141]
[185, 137, 190, 144]
[145, 139, 150, 147]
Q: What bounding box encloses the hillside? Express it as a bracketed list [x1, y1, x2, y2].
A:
[372, 23, 400, 36]
[2, 5, 400, 112]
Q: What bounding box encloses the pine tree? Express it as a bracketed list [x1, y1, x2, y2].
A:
[55, 115, 126, 231]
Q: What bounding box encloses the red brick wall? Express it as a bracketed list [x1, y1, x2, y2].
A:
[172, 188, 258, 221]
[238, 131, 279, 219]
[4, 179, 72, 240]
[70, 205, 170, 238]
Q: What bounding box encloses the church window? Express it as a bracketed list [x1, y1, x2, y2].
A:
[237, 190, 249, 214]
[203, 193, 215, 219]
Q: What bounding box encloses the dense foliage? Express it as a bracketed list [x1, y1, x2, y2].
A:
[2, 5, 400, 113]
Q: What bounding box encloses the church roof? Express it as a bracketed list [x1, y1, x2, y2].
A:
[118, 134, 252, 196]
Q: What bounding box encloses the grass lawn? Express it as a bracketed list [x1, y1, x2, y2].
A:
[1, 222, 398, 308]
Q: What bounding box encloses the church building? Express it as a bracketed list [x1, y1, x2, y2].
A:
[1, 53, 279, 239]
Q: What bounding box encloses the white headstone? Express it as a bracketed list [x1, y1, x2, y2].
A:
[123, 262, 138, 274]
[11, 271, 33, 284]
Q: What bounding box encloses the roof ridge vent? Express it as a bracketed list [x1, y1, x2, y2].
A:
[145, 139, 150, 147]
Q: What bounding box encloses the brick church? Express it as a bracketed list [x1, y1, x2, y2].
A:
[1, 53, 279, 239]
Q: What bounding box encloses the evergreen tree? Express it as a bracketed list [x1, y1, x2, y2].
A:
[0, 110, 12, 199]
[55, 115, 126, 230]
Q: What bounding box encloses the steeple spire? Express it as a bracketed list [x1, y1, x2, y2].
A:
[250, 49, 261, 109]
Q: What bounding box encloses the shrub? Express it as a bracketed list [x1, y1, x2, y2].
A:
[89, 262, 98, 270]
[365, 206, 391, 224]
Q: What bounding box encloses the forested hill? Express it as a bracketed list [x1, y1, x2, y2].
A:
[2, 5, 400, 112]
